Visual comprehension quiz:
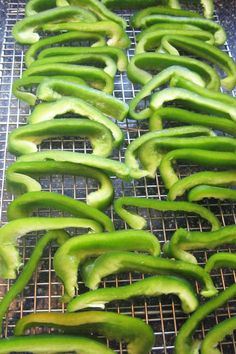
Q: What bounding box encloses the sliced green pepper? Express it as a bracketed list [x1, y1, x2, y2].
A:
[25, 0, 57, 15]
[68, 275, 199, 314]
[81, 251, 217, 297]
[7, 191, 114, 231]
[114, 197, 220, 231]
[14, 311, 154, 354]
[200, 0, 214, 19]
[188, 185, 236, 202]
[8, 119, 113, 157]
[28, 97, 123, 148]
[53, 230, 160, 299]
[36, 78, 129, 121]
[205, 253, 236, 273]
[175, 284, 236, 354]
[12, 6, 97, 44]
[163, 225, 236, 264]
[7, 161, 114, 210]
[101, 0, 181, 10]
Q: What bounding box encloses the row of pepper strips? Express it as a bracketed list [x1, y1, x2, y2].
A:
[0, 0, 235, 353]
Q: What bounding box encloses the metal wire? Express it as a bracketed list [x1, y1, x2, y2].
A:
[0, 1, 236, 353]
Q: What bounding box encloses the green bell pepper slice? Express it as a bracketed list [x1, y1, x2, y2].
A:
[36, 78, 129, 121]
[205, 253, 236, 273]
[81, 251, 217, 297]
[25, 0, 57, 15]
[175, 284, 236, 354]
[163, 225, 236, 264]
[188, 185, 236, 202]
[101, 0, 181, 10]
[8, 118, 113, 157]
[7, 191, 114, 231]
[200, 0, 214, 19]
[114, 196, 221, 231]
[67, 275, 199, 314]
[7, 161, 114, 210]
[28, 97, 123, 148]
[12, 6, 97, 44]
[14, 311, 154, 354]
[53, 230, 160, 300]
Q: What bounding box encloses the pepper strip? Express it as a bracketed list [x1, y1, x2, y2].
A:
[127, 53, 220, 89]
[7, 192, 114, 231]
[42, 21, 131, 49]
[0, 230, 69, 328]
[25, 31, 107, 67]
[101, 0, 181, 10]
[201, 317, 236, 354]
[25, 0, 56, 15]
[68, 275, 199, 314]
[163, 225, 236, 264]
[36, 78, 129, 121]
[53, 230, 160, 299]
[175, 284, 236, 354]
[124, 126, 215, 179]
[8, 119, 113, 157]
[0, 335, 114, 354]
[81, 251, 217, 297]
[0, 217, 102, 279]
[37, 46, 128, 72]
[14, 312, 154, 354]
[160, 36, 236, 90]
[188, 185, 236, 202]
[205, 253, 236, 273]
[12, 6, 97, 44]
[114, 197, 220, 231]
[149, 108, 236, 137]
[28, 97, 123, 148]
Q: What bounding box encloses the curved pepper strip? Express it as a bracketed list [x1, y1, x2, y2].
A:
[12, 6, 97, 44]
[37, 46, 128, 72]
[205, 253, 236, 273]
[42, 21, 131, 49]
[127, 53, 220, 90]
[8, 118, 113, 157]
[101, 0, 181, 10]
[14, 312, 154, 354]
[174, 284, 236, 354]
[201, 317, 236, 354]
[0, 335, 114, 354]
[163, 225, 236, 264]
[36, 78, 129, 121]
[124, 126, 215, 179]
[149, 108, 236, 137]
[114, 197, 220, 231]
[81, 251, 217, 297]
[7, 192, 114, 231]
[67, 275, 199, 314]
[188, 185, 236, 202]
[25, 32, 107, 68]
[53, 230, 160, 300]
[160, 36, 236, 90]
[129, 66, 205, 120]
[28, 97, 123, 148]
[0, 230, 69, 329]
[25, 0, 57, 15]
[0, 217, 102, 279]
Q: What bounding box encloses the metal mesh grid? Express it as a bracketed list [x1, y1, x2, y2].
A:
[0, 1, 236, 353]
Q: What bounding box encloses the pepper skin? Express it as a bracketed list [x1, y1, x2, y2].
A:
[14, 312, 154, 354]
[0, 217, 102, 279]
[101, 0, 181, 10]
[81, 251, 217, 297]
[163, 225, 236, 264]
[12, 6, 97, 44]
[174, 284, 236, 354]
[25, 0, 57, 15]
[53, 230, 160, 299]
[188, 185, 236, 202]
[7, 191, 114, 231]
[7, 161, 114, 210]
[200, 0, 214, 19]
[67, 275, 199, 314]
[205, 253, 236, 273]
[8, 119, 113, 157]
[36, 78, 129, 121]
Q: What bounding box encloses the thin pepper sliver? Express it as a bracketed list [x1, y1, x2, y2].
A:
[188, 185, 236, 202]
[205, 253, 236, 273]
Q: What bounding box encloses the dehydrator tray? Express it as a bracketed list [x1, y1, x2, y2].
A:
[0, 1, 236, 353]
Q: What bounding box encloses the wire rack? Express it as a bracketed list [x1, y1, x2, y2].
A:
[0, 1, 236, 353]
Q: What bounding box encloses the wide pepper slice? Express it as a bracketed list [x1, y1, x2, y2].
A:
[53, 230, 160, 299]
[67, 275, 199, 314]
[14, 312, 154, 354]
[205, 253, 236, 273]
[81, 251, 217, 297]
[12, 6, 97, 44]
[188, 185, 236, 202]
[8, 118, 113, 157]
[101, 0, 181, 10]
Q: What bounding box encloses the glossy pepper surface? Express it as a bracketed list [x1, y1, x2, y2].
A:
[205, 253, 236, 273]
[101, 0, 181, 9]
[188, 185, 236, 202]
